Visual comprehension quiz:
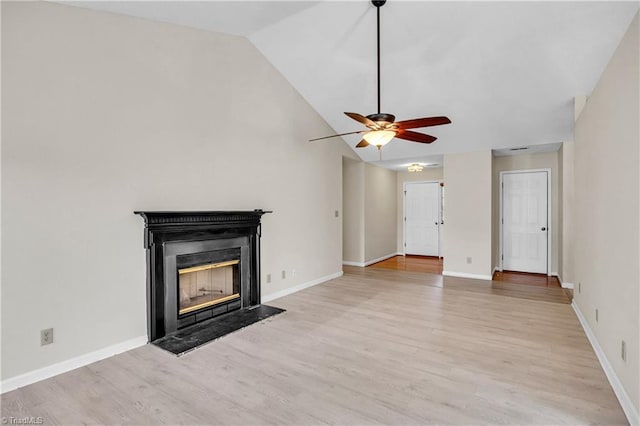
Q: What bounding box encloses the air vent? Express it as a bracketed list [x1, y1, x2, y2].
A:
[509, 147, 528, 151]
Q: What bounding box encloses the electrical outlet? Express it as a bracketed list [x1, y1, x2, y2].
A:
[621, 340, 627, 362]
[466, 257, 472, 264]
[41, 328, 54, 346]
[595, 309, 599, 322]
[266, 273, 271, 283]
[282, 270, 286, 279]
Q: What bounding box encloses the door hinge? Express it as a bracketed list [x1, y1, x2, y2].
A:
[501, 218, 503, 224]
[404, 190, 407, 195]
[501, 254, 504, 260]
[404, 242, 407, 247]
[404, 217, 406, 222]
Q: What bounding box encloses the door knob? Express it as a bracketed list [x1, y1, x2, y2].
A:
[541, 227, 547, 231]
[435, 222, 438, 225]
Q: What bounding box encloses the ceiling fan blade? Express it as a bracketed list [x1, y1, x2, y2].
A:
[396, 116, 451, 129]
[355, 140, 370, 148]
[344, 112, 377, 127]
[396, 130, 437, 144]
[309, 130, 365, 142]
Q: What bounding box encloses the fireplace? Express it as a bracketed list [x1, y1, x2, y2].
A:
[135, 210, 270, 342]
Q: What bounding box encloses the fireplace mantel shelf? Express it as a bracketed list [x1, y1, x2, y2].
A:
[134, 210, 272, 227]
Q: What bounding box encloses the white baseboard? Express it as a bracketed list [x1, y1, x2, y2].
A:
[261, 270, 343, 303]
[572, 301, 639, 425]
[492, 266, 501, 276]
[552, 273, 574, 289]
[443, 270, 492, 281]
[364, 253, 398, 267]
[1, 335, 147, 394]
[342, 253, 399, 268]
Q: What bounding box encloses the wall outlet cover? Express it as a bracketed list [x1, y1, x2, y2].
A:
[41, 328, 54, 346]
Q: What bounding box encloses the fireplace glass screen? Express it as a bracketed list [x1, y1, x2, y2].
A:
[178, 260, 240, 315]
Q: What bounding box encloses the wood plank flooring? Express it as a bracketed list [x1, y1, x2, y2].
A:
[370, 255, 443, 274]
[1, 267, 626, 425]
[493, 270, 561, 288]
[371, 256, 570, 304]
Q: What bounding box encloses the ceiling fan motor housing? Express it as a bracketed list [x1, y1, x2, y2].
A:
[372, 0, 386, 7]
[367, 113, 395, 126]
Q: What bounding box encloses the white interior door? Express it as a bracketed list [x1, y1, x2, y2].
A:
[502, 171, 548, 273]
[404, 182, 440, 256]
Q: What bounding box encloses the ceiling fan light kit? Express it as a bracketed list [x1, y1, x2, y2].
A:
[310, 0, 451, 153]
[362, 129, 395, 146]
[408, 163, 424, 173]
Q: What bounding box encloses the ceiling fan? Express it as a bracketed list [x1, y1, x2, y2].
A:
[310, 0, 451, 151]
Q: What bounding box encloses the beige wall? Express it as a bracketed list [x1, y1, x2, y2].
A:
[395, 168, 443, 253]
[364, 164, 397, 262]
[573, 12, 639, 416]
[342, 158, 365, 264]
[1, 2, 355, 380]
[492, 151, 560, 273]
[443, 151, 492, 278]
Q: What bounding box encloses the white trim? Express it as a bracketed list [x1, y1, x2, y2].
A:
[403, 180, 443, 257]
[499, 169, 552, 275]
[552, 272, 574, 289]
[261, 271, 343, 303]
[443, 270, 492, 281]
[364, 253, 399, 267]
[572, 301, 639, 425]
[492, 266, 500, 276]
[342, 253, 399, 268]
[0, 335, 147, 394]
[342, 260, 365, 267]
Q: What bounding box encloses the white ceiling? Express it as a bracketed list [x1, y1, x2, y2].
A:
[64, 1, 638, 167]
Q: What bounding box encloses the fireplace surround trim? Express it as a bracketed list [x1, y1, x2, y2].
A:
[134, 210, 271, 342]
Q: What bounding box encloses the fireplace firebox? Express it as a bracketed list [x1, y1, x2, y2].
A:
[134, 210, 270, 342]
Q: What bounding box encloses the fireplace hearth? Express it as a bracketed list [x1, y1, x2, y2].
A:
[135, 210, 271, 342]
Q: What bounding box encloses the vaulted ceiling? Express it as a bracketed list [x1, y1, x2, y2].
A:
[66, 1, 639, 168]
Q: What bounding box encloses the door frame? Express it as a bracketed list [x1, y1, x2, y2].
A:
[403, 180, 443, 257]
[499, 169, 551, 275]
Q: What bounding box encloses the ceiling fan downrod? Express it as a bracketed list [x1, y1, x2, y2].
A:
[373, 0, 386, 115]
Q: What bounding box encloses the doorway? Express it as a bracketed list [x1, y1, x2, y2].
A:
[403, 181, 442, 257]
[500, 170, 551, 274]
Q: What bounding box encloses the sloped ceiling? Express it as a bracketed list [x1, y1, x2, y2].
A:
[64, 1, 639, 166]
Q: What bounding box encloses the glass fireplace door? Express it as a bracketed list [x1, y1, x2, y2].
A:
[177, 260, 240, 315]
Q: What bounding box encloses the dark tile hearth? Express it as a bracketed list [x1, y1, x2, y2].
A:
[153, 305, 285, 356]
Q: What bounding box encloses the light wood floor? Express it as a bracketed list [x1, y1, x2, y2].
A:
[1, 267, 626, 425]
